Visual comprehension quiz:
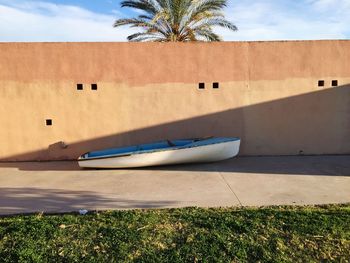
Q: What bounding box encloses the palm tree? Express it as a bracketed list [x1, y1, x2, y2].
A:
[113, 0, 237, 42]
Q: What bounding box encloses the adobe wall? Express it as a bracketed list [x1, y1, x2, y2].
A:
[0, 40, 349, 161]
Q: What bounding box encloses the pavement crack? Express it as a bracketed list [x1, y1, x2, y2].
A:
[219, 172, 243, 207]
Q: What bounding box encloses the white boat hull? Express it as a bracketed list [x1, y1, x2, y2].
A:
[78, 139, 240, 168]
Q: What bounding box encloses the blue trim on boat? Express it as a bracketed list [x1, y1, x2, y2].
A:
[79, 137, 240, 161]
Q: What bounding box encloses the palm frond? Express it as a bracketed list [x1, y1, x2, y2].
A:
[127, 32, 164, 41]
[195, 28, 222, 41]
[120, 1, 155, 15]
[179, 0, 226, 27]
[191, 17, 237, 31]
[138, 15, 153, 20]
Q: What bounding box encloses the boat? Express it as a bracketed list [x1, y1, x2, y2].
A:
[78, 137, 240, 168]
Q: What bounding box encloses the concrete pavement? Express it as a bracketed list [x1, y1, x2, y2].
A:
[0, 155, 349, 215]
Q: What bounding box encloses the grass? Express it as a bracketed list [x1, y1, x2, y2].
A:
[1, 204, 349, 262]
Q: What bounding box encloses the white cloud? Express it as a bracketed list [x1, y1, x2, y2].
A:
[0, 0, 349, 42]
[216, 0, 350, 41]
[0, 0, 136, 42]
[308, 0, 350, 12]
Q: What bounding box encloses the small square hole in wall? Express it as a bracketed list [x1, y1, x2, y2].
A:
[198, 83, 205, 89]
[213, 82, 219, 89]
[91, 84, 98, 90]
[331, 80, 338, 86]
[318, 80, 324, 87]
[77, 84, 83, 90]
[46, 119, 52, 126]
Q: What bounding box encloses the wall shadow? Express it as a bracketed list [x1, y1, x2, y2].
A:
[0, 155, 348, 176]
[0, 84, 349, 175]
[0, 188, 178, 215]
[150, 155, 350, 176]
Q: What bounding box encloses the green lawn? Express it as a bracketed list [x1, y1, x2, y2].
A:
[1, 205, 349, 262]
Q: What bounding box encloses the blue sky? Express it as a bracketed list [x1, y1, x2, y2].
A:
[0, 0, 349, 42]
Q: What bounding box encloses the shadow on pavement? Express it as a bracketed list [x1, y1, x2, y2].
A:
[0, 188, 178, 215]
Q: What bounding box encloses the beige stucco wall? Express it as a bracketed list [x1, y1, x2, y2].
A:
[0, 40, 349, 161]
